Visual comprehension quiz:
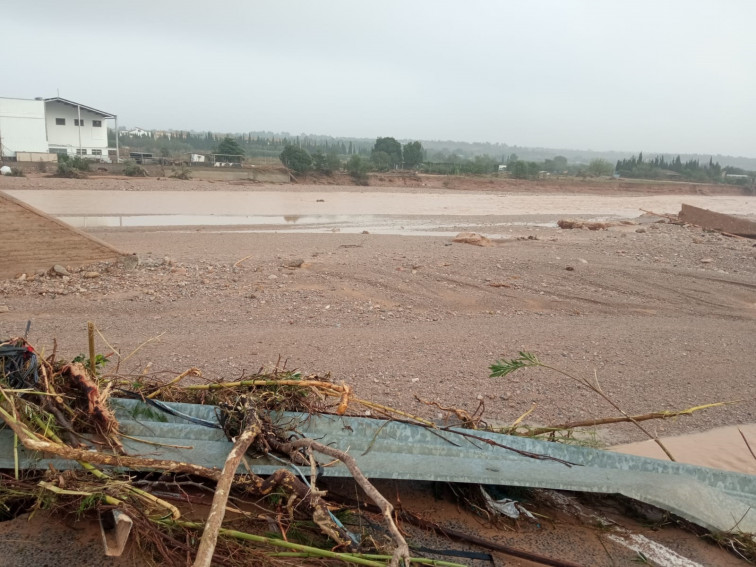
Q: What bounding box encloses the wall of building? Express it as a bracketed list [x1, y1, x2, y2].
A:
[15, 152, 58, 163]
[0, 98, 49, 158]
[45, 102, 109, 154]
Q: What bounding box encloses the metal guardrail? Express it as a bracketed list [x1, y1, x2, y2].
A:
[2, 398, 755, 535]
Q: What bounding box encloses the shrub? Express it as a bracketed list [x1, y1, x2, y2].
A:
[68, 156, 90, 171]
[56, 154, 91, 178]
[9, 167, 25, 177]
[56, 161, 86, 178]
[280, 145, 313, 175]
[123, 160, 148, 177]
[346, 155, 370, 185]
[56, 155, 90, 178]
[36, 160, 48, 173]
[170, 166, 191, 180]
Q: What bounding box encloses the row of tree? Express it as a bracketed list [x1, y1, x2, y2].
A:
[113, 129, 754, 186]
[614, 152, 753, 183]
[369, 137, 424, 170]
[112, 129, 375, 160]
[279, 137, 426, 178]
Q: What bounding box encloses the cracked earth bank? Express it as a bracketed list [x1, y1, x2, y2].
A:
[1, 179, 754, 447]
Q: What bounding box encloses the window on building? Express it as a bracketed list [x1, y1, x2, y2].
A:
[74, 119, 84, 126]
[55, 118, 65, 125]
[92, 120, 102, 127]
[76, 149, 88, 155]
[91, 149, 102, 156]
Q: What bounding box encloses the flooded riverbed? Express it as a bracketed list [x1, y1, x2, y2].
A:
[7, 189, 756, 235]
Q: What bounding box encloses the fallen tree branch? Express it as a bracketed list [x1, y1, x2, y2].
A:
[521, 401, 736, 437]
[193, 408, 261, 567]
[279, 437, 411, 567]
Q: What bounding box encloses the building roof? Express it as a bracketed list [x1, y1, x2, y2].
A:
[44, 97, 115, 118]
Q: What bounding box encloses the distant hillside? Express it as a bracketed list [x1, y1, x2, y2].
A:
[417, 139, 756, 170]
[115, 127, 756, 170]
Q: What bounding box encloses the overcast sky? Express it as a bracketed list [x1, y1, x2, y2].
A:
[4, 1, 755, 157]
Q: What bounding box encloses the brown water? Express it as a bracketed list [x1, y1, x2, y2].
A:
[7, 190, 756, 234]
[612, 424, 756, 474]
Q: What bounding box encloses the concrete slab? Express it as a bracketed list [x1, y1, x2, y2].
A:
[679, 203, 756, 237]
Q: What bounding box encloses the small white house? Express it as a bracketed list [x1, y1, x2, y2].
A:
[45, 97, 117, 161]
[0, 97, 49, 158]
[122, 127, 151, 137]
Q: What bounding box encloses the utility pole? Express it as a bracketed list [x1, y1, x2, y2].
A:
[77, 104, 82, 156]
[114, 115, 120, 163]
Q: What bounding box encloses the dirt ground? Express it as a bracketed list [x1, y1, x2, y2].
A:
[1, 174, 755, 445]
[0, 481, 746, 567]
[1, 173, 755, 566]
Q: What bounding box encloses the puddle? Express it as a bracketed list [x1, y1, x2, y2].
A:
[611, 423, 756, 474]
[6, 189, 755, 236]
[56, 213, 555, 236]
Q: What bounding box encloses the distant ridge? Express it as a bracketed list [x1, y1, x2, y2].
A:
[118, 127, 756, 169]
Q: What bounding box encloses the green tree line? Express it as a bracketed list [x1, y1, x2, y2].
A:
[616, 153, 753, 184]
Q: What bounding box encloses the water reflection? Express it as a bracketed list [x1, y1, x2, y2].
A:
[58, 213, 554, 236]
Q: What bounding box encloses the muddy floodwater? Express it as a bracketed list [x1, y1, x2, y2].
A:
[7, 189, 756, 235]
[613, 424, 756, 475]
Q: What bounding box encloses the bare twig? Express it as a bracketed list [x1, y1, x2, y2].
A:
[233, 254, 253, 268]
[146, 368, 201, 399]
[738, 428, 756, 462]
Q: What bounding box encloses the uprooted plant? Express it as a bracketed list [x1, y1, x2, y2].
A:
[490, 351, 680, 460]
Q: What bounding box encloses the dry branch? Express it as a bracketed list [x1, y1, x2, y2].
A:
[522, 401, 735, 437]
[193, 408, 261, 567]
[146, 367, 201, 399]
[279, 437, 411, 567]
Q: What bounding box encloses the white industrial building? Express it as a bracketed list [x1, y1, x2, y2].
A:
[0, 97, 49, 158]
[0, 96, 119, 162]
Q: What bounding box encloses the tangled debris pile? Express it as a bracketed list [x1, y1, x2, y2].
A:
[1, 336, 755, 566]
[0, 336, 421, 566]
